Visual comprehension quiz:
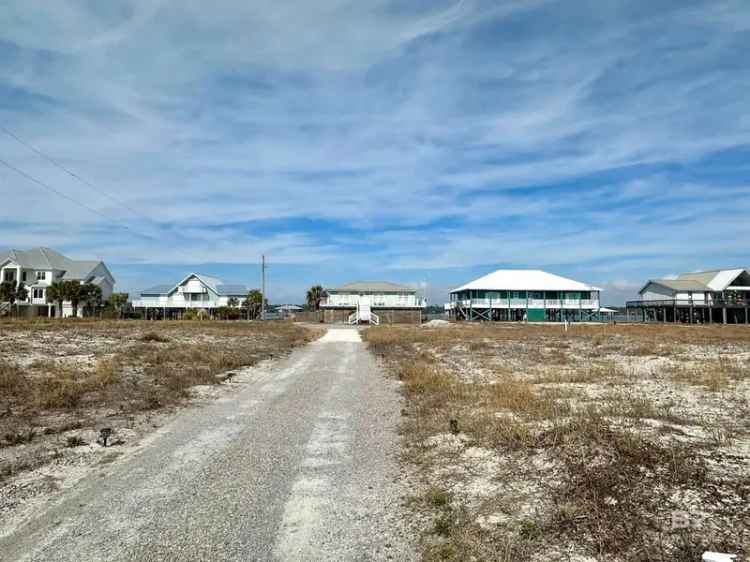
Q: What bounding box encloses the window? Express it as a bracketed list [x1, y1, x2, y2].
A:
[22, 272, 27, 282]
[545, 291, 559, 299]
[36, 271, 47, 281]
[3, 271, 15, 282]
[530, 291, 544, 300]
[33, 288, 44, 299]
[512, 291, 527, 299]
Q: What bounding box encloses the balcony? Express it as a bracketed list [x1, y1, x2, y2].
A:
[321, 297, 426, 308]
[627, 298, 748, 308]
[447, 298, 600, 310]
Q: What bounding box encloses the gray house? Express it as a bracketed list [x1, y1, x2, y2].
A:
[0, 247, 115, 317]
[627, 268, 750, 324]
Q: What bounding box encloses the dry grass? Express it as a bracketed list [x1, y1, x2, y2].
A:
[367, 323, 750, 561]
[0, 320, 320, 479]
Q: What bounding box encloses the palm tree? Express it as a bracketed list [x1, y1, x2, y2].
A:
[243, 289, 264, 320]
[107, 293, 129, 319]
[306, 285, 325, 311]
[46, 280, 66, 318]
[14, 282, 28, 317]
[80, 283, 102, 317]
[63, 280, 83, 318]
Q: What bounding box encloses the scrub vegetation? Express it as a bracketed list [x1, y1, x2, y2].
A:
[367, 323, 750, 561]
[0, 319, 319, 481]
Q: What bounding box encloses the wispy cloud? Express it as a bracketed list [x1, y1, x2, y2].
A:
[0, 0, 748, 302]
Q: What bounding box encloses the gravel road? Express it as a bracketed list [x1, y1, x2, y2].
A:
[0, 328, 415, 562]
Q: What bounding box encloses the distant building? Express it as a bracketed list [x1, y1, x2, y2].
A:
[276, 304, 304, 319]
[0, 247, 115, 318]
[320, 282, 426, 324]
[627, 269, 750, 324]
[131, 273, 248, 319]
[445, 269, 601, 322]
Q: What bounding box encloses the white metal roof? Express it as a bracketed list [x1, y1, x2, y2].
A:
[451, 269, 600, 293]
[703, 269, 746, 291]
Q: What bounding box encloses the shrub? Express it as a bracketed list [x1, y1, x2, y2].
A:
[66, 435, 86, 447]
[0, 359, 27, 396]
[140, 331, 170, 343]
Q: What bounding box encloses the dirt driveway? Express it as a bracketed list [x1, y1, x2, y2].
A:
[0, 328, 415, 562]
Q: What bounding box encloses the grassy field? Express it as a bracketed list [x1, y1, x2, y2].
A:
[367, 323, 750, 562]
[0, 319, 319, 482]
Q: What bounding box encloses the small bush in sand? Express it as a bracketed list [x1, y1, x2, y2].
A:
[139, 331, 170, 343]
[65, 435, 87, 448]
[0, 359, 27, 396]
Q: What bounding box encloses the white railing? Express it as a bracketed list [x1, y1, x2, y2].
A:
[347, 308, 380, 325]
[448, 298, 601, 310]
[322, 297, 426, 308]
[132, 299, 222, 308]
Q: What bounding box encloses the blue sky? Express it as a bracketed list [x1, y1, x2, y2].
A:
[1, 0, 749, 305]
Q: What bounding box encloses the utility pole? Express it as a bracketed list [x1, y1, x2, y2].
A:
[261, 255, 266, 321]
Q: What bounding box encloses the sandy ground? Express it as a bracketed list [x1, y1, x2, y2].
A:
[368, 323, 750, 561]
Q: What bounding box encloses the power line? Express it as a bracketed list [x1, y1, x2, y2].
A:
[0, 126, 219, 268]
[0, 156, 117, 223]
[0, 125, 141, 218]
[0, 156, 194, 263]
[0, 135, 268, 286]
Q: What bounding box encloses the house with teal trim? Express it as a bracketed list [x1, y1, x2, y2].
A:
[446, 269, 601, 322]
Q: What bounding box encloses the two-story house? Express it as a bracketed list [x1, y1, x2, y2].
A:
[131, 273, 249, 319]
[320, 281, 426, 324]
[0, 247, 115, 317]
[627, 268, 750, 324]
[445, 269, 601, 322]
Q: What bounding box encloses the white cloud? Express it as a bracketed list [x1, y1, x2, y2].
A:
[0, 0, 749, 304]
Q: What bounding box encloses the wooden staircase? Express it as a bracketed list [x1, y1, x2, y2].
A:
[347, 297, 380, 325]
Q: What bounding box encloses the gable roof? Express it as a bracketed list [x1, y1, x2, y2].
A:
[327, 281, 416, 293]
[639, 269, 749, 295]
[0, 247, 106, 282]
[451, 270, 600, 293]
[140, 273, 249, 297]
[642, 279, 710, 293]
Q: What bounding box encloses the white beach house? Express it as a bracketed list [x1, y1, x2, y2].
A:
[131, 273, 249, 319]
[446, 269, 601, 322]
[320, 281, 426, 324]
[627, 268, 750, 324]
[0, 247, 115, 317]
